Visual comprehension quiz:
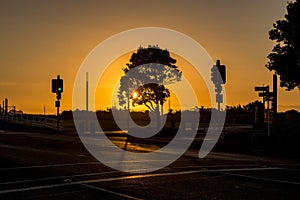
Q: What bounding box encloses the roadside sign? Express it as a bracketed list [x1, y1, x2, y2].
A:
[255, 86, 269, 91]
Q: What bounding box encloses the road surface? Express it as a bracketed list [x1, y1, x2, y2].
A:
[0, 130, 299, 199]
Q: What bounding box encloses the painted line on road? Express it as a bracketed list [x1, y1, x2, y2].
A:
[0, 171, 118, 186]
[30, 189, 86, 199]
[0, 162, 100, 170]
[216, 171, 300, 185]
[272, 163, 300, 166]
[0, 166, 168, 186]
[0, 159, 174, 171]
[1, 163, 297, 187]
[0, 167, 291, 194]
[80, 183, 143, 200]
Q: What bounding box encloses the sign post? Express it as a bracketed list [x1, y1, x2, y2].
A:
[254, 85, 274, 136]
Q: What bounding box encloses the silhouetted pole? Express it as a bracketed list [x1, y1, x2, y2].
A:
[160, 101, 163, 127]
[127, 91, 130, 132]
[211, 60, 226, 112]
[168, 98, 171, 113]
[52, 75, 63, 132]
[267, 89, 270, 137]
[272, 74, 278, 131]
[86, 72, 88, 112]
[57, 106, 59, 131]
[4, 98, 8, 115]
[57, 76, 60, 132]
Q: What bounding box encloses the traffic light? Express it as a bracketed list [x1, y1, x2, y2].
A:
[51, 77, 63, 93]
[51, 75, 63, 132]
[217, 64, 226, 84]
[211, 60, 226, 111]
[211, 65, 219, 85]
[52, 79, 57, 93]
[211, 60, 226, 85]
[57, 79, 63, 93]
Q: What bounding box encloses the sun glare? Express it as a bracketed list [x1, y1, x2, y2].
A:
[132, 92, 138, 99]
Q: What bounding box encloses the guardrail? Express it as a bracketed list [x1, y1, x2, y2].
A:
[0, 114, 63, 131]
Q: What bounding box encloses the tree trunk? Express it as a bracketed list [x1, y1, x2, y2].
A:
[155, 103, 160, 129]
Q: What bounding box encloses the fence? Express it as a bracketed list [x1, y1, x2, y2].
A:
[0, 114, 63, 131]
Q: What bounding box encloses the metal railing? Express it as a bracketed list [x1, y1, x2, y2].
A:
[0, 114, 63, 131]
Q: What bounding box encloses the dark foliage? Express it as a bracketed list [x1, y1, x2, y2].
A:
[266, 0, 300, 90]
[118, 45, 182, 111]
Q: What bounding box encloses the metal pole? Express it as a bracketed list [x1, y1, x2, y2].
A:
[86, 72, 88, 112]
[127, 93, 130, 132]
[161, 102, 163, 127]
[267, 98, 270, 137]
[168, 98, 171, 113]
[4, 98, 8, 115]
[57, 105, 59, 132]
[254, 105, 258, 124]
[273, 74, 277, 130]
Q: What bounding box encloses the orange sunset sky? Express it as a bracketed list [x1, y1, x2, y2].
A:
[1, 0, 300, 114]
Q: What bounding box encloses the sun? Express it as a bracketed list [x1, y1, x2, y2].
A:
[132, 92, 138, 99]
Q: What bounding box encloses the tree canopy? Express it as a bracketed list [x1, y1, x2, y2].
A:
[118, 45, 182, 111]
[266, 0, 300, 90]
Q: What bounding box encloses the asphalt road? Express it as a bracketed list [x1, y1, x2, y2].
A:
[0, 130, 299, 200]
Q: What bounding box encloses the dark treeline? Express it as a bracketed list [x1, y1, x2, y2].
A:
[62, 100, 299, 127]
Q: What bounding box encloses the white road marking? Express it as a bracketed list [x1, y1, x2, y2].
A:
[80, 183, 143, 200]
[0, 162, 100, 170]
[217, 171, 300, 185]
[31, 190, 86, 198]
[0, 171, 118, 186]
[0, 167, 293, 194]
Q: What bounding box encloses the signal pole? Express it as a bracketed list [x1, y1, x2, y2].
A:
[52, 75, 63, 132]
[211, 60, 226, 111]
[86, 72, 88, 112]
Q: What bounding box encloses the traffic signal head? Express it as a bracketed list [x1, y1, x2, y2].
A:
[218, 65, 226, 84]
[211, 60, 226, 85]
[51, 78, 63, 93]
[57, 79, 63, 93]
[211, 65, 219, 84]
[52, 79, 57, 93]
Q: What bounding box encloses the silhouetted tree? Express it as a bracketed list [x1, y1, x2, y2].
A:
[118, 45, 182, 112]
[243, 100, 264, 114]
[266, 0, 300, 90]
